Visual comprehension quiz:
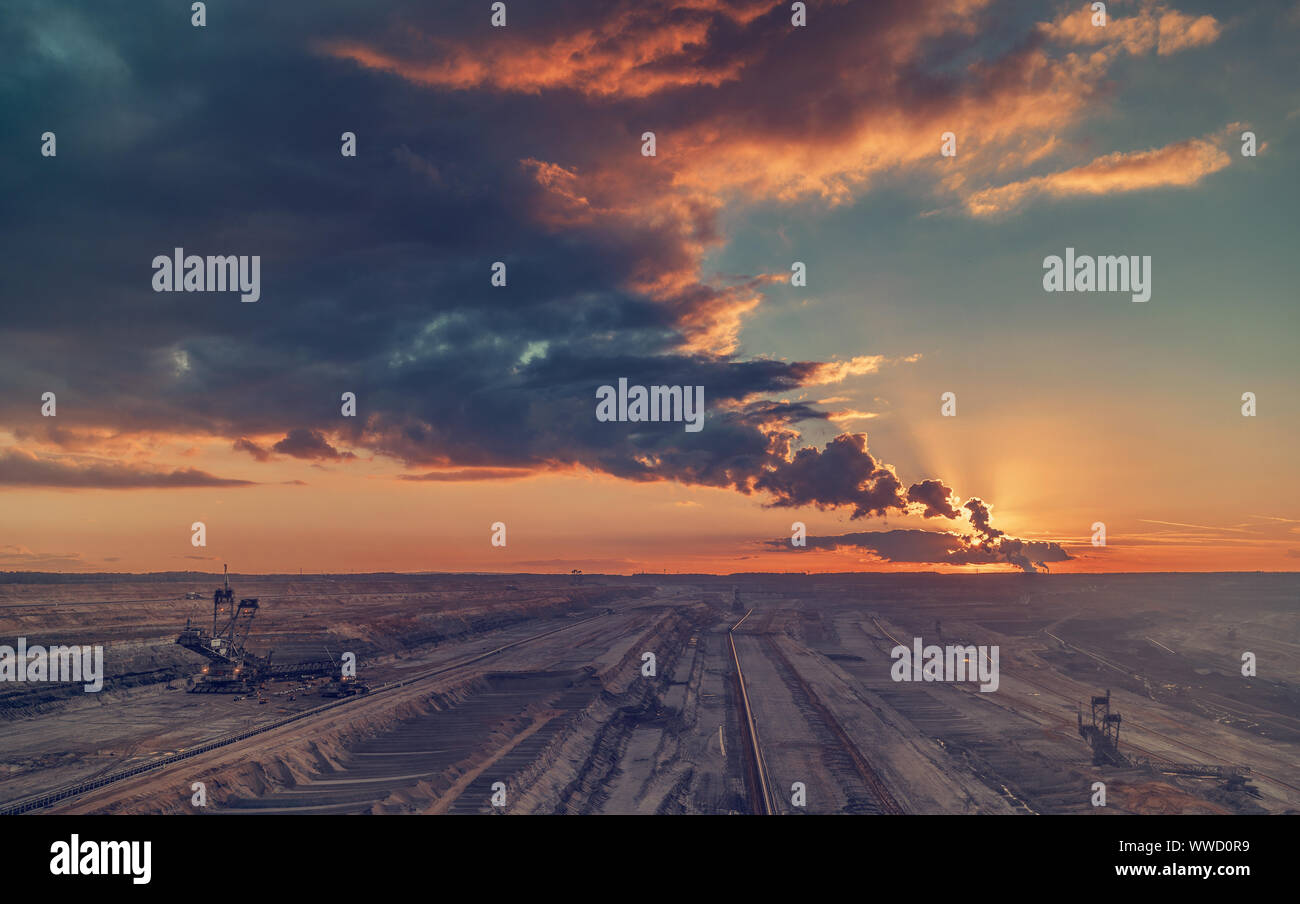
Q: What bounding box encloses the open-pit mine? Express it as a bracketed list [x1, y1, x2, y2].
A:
[1, 571, 1296, 815]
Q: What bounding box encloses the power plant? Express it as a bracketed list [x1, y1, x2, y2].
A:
[176, 565, 337, 693]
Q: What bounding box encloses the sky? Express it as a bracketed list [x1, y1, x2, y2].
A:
[1, 0, 1297, 575]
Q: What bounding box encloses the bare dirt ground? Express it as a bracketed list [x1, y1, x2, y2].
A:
[1, 572, 1295, 814]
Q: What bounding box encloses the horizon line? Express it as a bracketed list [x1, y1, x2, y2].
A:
[2, 569, 1298, 580]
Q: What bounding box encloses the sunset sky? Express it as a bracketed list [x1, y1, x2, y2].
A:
[2, 0, 1298, 574]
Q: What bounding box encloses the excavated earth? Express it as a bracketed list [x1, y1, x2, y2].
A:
[1, 572, 1295, 815]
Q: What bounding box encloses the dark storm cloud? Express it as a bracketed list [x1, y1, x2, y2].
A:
[272, 428, 354, 461]
[0, 0, 1069, 526]
[907, 479, 962, 520]
[963, 497, 1002, 539]
[233, 437, 271, 461]
[753, 434, 907, 519]
[785, 530, 977, 563]
[776, 528, 1072, 574]
[236, 430, 353, 462]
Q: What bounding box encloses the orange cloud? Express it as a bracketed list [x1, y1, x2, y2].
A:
[1039, 1, 1222, 57]
[794, 354, 922, 387]
[826, 409, 882, 423]
[964, 131, 1234, 217]
[519, 154, 770, 355]
[322, 0, 1231, 353]
[803, 356, 888, 383]
[321, 0, 777, 99]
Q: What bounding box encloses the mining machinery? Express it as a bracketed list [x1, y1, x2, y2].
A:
[176, 565, 336, 693]
[1078, 689, 1129, 766]
[1078, 689, 1253, 791]
[321, 674, 370, 698]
